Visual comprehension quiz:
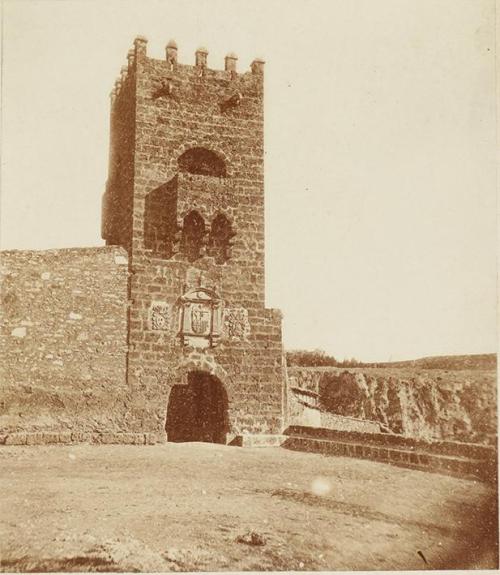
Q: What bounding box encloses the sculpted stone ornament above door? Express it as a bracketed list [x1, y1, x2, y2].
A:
[178, 287, 222, 348]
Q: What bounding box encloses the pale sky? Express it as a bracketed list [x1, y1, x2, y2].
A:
[1, 0, 497, 362]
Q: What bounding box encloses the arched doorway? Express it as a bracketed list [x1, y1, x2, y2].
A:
[166, 371, 229, 443]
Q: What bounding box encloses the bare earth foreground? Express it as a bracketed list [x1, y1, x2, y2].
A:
[1, 444, 497, 572]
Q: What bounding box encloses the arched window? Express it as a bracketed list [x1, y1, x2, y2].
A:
[181, 211, 205, 262]
[178, 148, 226, 177]
[208, 214, 234, 264]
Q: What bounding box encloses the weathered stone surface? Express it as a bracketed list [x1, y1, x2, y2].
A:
[71, 432, 92, 443]
[95, 433, 147, 445]
[0, 247, 129, 438]
[4, 433, 27, 445]
[288, 367, 497, 444]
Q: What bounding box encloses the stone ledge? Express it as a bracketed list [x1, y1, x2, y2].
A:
[0, 432, 158, 446]
[0, 246, 128, 257]
[230, 434, 286, 447]
[285, 425, 495, 461]
[282, 435, 497, 483]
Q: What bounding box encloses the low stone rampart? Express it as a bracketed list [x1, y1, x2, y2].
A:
[0, 247, 129, 437]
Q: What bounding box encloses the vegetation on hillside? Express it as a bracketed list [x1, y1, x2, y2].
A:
[286, 350, 497, 371]
[286, 349, 362, 368]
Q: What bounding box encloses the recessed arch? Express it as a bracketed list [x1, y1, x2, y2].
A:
[178, 147, 226, 177]
[208, 213, 234, 264]
[166, 370, 229, 443]
[169, 142, 232, 178]
[181, 210, 205, 262]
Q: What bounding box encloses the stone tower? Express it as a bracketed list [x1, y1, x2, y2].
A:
[101, 37, 285, 444]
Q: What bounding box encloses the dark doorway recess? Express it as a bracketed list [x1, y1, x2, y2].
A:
[166, 371, 229, 443]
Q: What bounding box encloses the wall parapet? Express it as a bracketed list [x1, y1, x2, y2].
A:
[283, 425, 497, 482]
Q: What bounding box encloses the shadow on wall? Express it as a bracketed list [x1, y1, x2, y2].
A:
[166, 371, 229, 444]
[144, 177, 179, 258]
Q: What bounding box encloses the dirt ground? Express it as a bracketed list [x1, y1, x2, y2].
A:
[1, 443, 498, 572]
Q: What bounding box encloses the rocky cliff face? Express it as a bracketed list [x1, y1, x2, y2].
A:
[287, 367, 497, 444]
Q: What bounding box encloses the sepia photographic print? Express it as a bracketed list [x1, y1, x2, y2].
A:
[0, 0, 498, 572]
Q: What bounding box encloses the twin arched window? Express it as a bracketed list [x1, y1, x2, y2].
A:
[144, 148, 232, 261]
[181, 211, 205, 262]
[209, 214, 233, 264]
[181, 211, 233, 263]
[179, 148, 231, 262]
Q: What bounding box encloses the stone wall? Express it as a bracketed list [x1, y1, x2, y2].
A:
[287, 366, 497, 444]
[0, 247, 130, 438]
[283, 425, 497, 482]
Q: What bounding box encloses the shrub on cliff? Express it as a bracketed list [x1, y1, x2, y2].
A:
[286, 349, 361, 368]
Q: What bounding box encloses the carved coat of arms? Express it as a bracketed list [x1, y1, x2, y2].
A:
[223, 307, 251, 340]
[191, 303, 211, 335]
[150, 302, 170, 331]
[178, 287, 222, 347]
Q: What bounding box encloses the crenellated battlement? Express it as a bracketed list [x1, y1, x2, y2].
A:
[110, 36, 265, 102]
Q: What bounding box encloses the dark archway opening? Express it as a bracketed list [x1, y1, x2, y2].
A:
[181, 210, 205, 262]
[208, 214, 234, 264]
[166, 371, 229, 443]
[178, 148, 226, 177]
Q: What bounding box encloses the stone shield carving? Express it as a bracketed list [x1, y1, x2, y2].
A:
[191, 303, 211, 335]
[178, 287, 222, 348]
[150, 302, 170, 331]
[223, 307, 250, 340]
